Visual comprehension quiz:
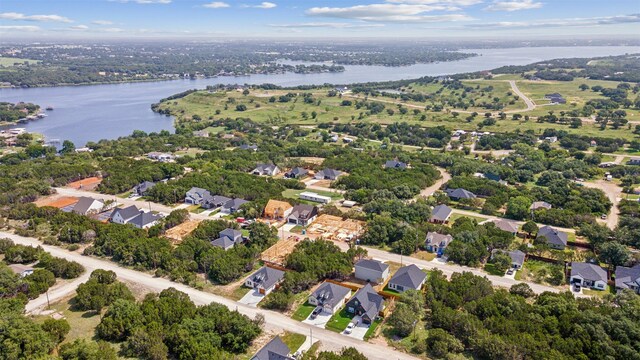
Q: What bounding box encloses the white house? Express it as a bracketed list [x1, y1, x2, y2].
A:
[245, 266, 285, 295]
[354, 259, 390, 284]
[71, 197, 105, 215]
[308, 281, 351, 314]
[387, 264, 427, 292]
[110, 205, 142, 224]
[570, 262, 607, 290]
[299, 191, 331, 204]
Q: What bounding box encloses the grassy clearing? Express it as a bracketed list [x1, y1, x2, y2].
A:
[384, 320, 429, 355]
[449, 213, 486, 224]
[325, 308, 354, 333]
[0, 57, 39, 67]
[292, 301, 316, 321]
[483, 263, 506, 276]
[517, 260, 563, 286]
[281, 331, 307, 353]
[412, 251, 436, 261]
[31, 295, 101, 344]
[365, 319, 383, 340]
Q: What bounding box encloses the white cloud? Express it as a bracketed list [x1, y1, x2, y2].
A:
[92, 20, 114, 25]
[243, 2, 277, 9]
[269, 22, 385, 29]
[466, 13, 640, 29]
[0, 25, 41, 32]
[69, 25, 89, 30]
[306, 4, 472, 22]
[484, 0, 542, 12]
[0, 12, 73, 23]
[203, 2, 230, 8]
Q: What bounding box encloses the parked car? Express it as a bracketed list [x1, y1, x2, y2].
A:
[310, 306, 322, 320]
[601, 214, 608, 220]
[506, 269, 514, 275]
[574, 283, 581, 292]
[345, 320, 358, 334]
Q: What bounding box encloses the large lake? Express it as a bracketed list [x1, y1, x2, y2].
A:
[1, 46, 639, 147]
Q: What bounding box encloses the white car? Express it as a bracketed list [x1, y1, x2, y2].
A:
[345, 322, 356, 334]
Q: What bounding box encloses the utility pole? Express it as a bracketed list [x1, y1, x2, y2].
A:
[46, 289, 51, 310]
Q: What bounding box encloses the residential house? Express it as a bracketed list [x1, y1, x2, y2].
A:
[429, 204, 453, 224]
[110, 205, 142, 225]
[193, 130, 209, 138]
[245, 266, 285, 295]
[544, 136, 558, 143]
[308, 281, 351, 314]
[384, 160, 408, 169]
[185, 187, 212, 205]
[299, 191, 331, 204]
[537, 225, 568, 250]
[615, 264, 640, 294]
[284, 167, 308, 179]
[203, 195, 232, 210]
[134, 181, 155, 196]
[544, 93, 566, 104]
[239, 144, 258, 151]
[314, 168, 342, 180]
[287, 204, 318, 226]
[354, 259, 390, 284]
[251, 336, 293, 360]
[8, 264, 34, 278]
[252, 163, 280, 176]
[491, 219, 519, 235]
[492, 249, 526, 269]
[211, 228, 243, 250]
[263, 199, 293, 220]
[344, 284, 385, 324]
[425, 232, 453, 255]
[129, 212, 161, 229]
[147, 152, 175, 162]
[221, 198, 248, 214]
[72, 197, 104, 215]
[570, 262, 607, 290]
[530, 201, 552, 211]
[387, 264, 427, 292]
[445, 188, 476, 201]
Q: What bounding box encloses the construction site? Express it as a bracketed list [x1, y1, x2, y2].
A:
[260, 235, 302, 266]
[164, 219, 202, 244]
[66, 177, 102, 191]
[34, 195, 79, 209]
[307, 214, 365, 242]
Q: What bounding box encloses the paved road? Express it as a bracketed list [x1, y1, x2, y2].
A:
[1, 231, 418, 360]
[506, 80, 535, 113]
[578, 179, 621, 230]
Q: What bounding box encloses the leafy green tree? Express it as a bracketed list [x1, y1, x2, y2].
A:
[42, 318, 70, 345]
[522, 221, 538, 238]
[489, 252, 512, 274]
[426, 328, 464, 358]
[506, 196, 532, 220]
[509, 283, 534, 298]
[387, 302, 416, 337]
[59, 339, 118, 360]
[96, 299, 144, 341]
[24, 269, 56, 298]
[60, 140, 76, 154]
[598, 241, 630, 270]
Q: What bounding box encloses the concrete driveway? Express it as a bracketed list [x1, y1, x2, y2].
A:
[343, 316, 369, 340]
[302, 310, 332, 328]
[504, 269, 517, 280]
[238, 288, 265, 307]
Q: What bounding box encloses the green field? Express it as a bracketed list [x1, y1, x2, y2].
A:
[325, 308, 355, 333]
[0, 57, 39, 67]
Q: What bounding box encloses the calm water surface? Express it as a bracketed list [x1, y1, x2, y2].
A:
[1, 46, 639, 147]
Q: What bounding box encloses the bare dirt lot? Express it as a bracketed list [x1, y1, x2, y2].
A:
[66, 177, 102, 191]
[165, 220, 202, 244]
[35, 195, 79, 208]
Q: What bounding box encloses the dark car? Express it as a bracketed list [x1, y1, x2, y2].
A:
[574, 283, 582, 292]
[310, 306, 322, 320]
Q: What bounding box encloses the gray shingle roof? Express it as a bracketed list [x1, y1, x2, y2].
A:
[508, 250, 526, 267]
[135, 181, 156, 195]
[355, 259, 389, 273]
[425, 232, 453, 247]
[389, 264, 426, 290]
[492, 219, 520, 233]
[186, 187, 211, 202]
[615, 264, 640, 290]
[250, 266, 285, 290]
[347, 283, 384, 322]
[288, 204, 317, 221]
[571, 262, 607, 282]
[311, 282, 351, 308]
[445, 188, 476, 199]
[253, 163, 278, 174]
[384, 160, 408, 169]
[252, 336, 292, 360]
[537, 226, 568, 247]
[430, 204, 452, 222]
[129, 212, 161, 228]
[219, 228, 242, 243]
[530, 201, 552, 210]
[211, 237, 235, 250]
[111, 205, 141, 221]
[72, 197, 103, 215]
[223, 198, 248, 210]
[285, 167, 308, 177]
[315, 168, 342, 179]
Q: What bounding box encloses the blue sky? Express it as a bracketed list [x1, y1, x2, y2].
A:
[1, 0, 638, 39]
